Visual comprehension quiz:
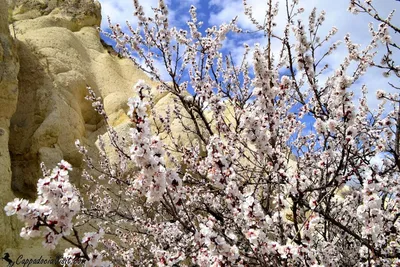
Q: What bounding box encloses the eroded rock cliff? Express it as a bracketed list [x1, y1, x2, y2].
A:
[0, 0, 20, 255]
[8, 0, 158, 197]
[1, 0, 163, 261]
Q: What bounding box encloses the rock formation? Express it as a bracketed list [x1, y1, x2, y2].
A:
[0, 0, 20, 256]
[0, 0, 163, 262]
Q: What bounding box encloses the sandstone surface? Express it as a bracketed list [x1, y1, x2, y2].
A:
[0, 0, 20, 255]
[1, 0, 164, 262]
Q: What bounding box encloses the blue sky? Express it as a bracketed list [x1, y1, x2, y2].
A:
[97, 0, 399, 167]
[97, 0, 400, 110]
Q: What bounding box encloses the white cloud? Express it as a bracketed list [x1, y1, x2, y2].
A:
[98, 0, 137, 28]
[98, 0, 200, 30]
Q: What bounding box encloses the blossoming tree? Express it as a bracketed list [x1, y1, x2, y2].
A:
[5, 0, 400, 266]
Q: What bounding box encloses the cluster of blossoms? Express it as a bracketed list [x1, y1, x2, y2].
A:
[128, 80, 168, 202]
[4, 161, 79, 249]
[4, 160, 111, 266]
[5, 0, 400, 266]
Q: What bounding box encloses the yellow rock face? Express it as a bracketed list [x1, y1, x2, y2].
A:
[8, 0, 157, 196]
[0, 0, 19, 255]
[1, 0, 161, 262]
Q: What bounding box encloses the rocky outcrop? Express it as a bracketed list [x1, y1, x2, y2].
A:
[7, 0, 160, 198]
[0, 0, 20, 255]
[1, 0, 163, 261]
